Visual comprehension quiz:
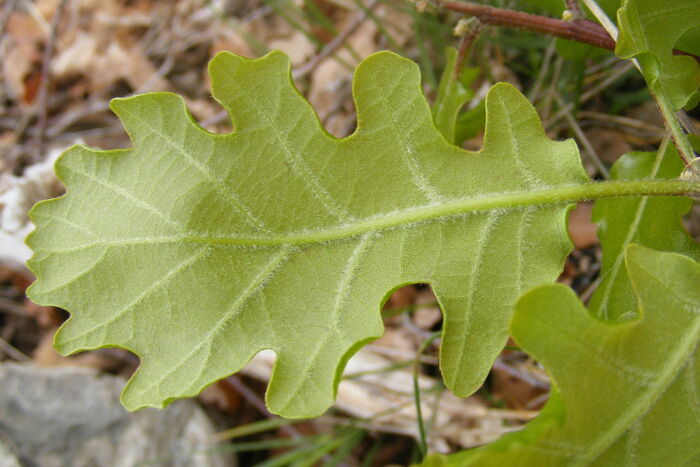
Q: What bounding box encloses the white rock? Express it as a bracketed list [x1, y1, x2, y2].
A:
[0, 363, 232, 467]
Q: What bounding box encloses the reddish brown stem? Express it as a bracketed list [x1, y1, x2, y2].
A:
[454, 19, 484, 80]
[439, 0, 614, 50]
[436, 1, 700, 62]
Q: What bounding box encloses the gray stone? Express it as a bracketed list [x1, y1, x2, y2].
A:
[0, 363, 232, 467]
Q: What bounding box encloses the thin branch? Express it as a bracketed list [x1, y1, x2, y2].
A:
[528, 39, 556, 102]
[292, 0, 379, 80]
[493, 357, 549, 391]
[32, 0, 68, 163]
[554, 94, 610, 178]
[0, 297, 29, 317]
[432, 1, 700, 63]
[45, 100, 111, 137]
[546, 61, 635, 129]
[0, 337, 31, 362]
[225, 376, 302, 439]
[540, 55, 563, 122]
[437, 0, 614, 50]
[453, 18, 483, 80]
[577, 110, 665, 136]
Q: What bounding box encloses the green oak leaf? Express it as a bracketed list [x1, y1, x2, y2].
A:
[590, 141, 700, 320]
[426, 245, 700, 466]
[616, 0, 700, 109]
[27, 50, 589, 417]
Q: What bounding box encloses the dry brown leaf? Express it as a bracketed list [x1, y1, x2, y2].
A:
[211, 32, 255, 58]
[51, 32, 99, 79]
[568, 203, 598, 249]
[374, 327, 422, 353]
[36, 0, 61, 19]
[92, 39, 168, 93]
[385, 285, 417, 309]
[199, 381, 242, 414]
[413, 306, 441, 330]
[1, 13, 45, 102]
[269, 31, 315, 65]
[22, 300, 62, 328]
[32, 328, 96, 367]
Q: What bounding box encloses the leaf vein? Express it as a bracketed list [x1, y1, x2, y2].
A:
[275, 233, 374, 412]
[61, 247, 212, 346]
[135, 246, 292, 396]
[63, 165, 182, 229]
[118, 105, 269, 231]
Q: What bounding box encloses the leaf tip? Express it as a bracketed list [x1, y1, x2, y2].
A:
[209, 49, 290, 73]
[483, 82, 530, 123]
[208, 50, 297, 130]
[52, 322, 76, 356]
[209, 49, 291, 95]
[109, 92, 202, 146]
[354, 49, 419, 84]
[513, 283, 577, 321]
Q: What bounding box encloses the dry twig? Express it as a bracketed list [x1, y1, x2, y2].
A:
[32, 0, 68, 163]
[293, 0, 379, 79]
[225, 375, 303, 439]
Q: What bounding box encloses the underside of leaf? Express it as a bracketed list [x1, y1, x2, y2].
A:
[616, 0, 700, 109]
[428, 245, 700, 466]
[27, 50, 588, 417]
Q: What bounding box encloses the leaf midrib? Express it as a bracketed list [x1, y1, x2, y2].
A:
[45, 179, 700, 252]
